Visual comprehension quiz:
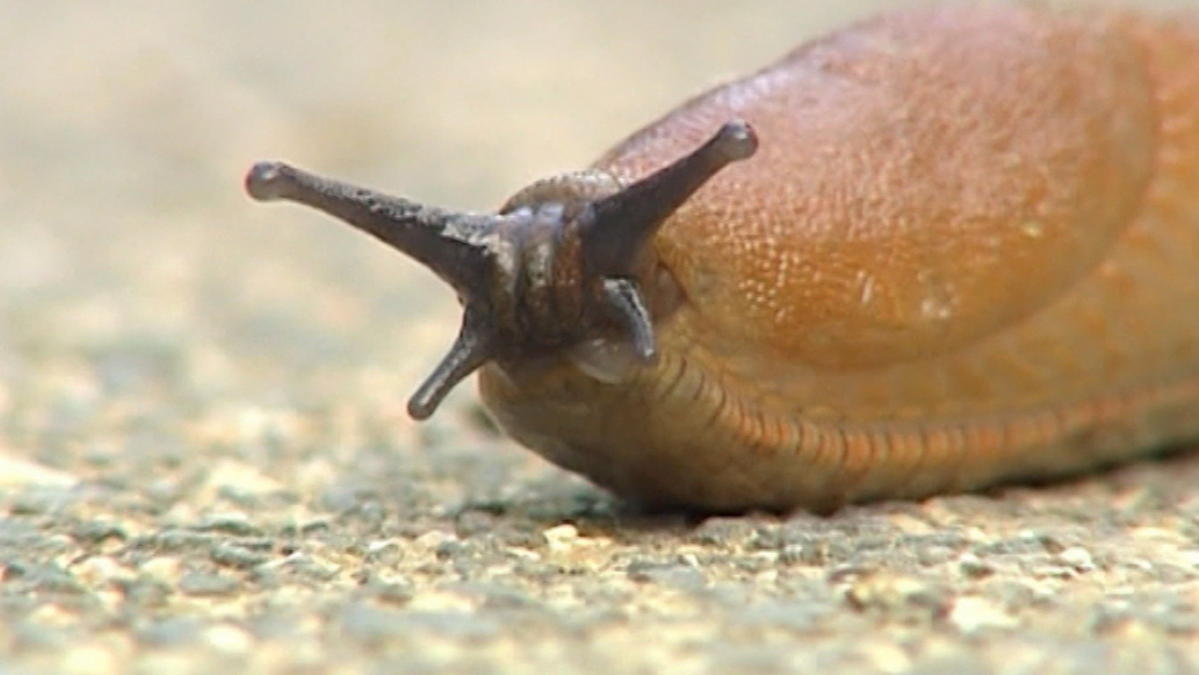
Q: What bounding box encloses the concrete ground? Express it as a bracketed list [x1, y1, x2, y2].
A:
[2, 2, 1199, 673]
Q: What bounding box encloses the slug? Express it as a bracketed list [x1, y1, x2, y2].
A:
[246, 4, 1199, 512]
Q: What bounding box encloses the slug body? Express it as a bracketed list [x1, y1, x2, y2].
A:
[249, 5, 1199, 512]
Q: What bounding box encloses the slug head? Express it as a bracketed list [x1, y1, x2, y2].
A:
[245, 120, 757, 419]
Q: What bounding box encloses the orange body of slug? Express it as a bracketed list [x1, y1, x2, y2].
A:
[477, 5, 1199, 511]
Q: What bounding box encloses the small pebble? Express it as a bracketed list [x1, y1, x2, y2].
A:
[948, 596, 1019, 634]
[178, 572, 239, 597]
[211, 543, 271, 569]
[139, 557, 184, 583]
[72, 556, 132, 586]
[202, 623, 252, 654]
[1059, 546, 1096, 572]
[60, 643, 118, 675]
[957, 552, 994, 578]
[542, 523, 579, 551]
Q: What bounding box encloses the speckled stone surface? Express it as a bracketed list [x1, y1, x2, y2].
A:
[3, 2, 1199, 673]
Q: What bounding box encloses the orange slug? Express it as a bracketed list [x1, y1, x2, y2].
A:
[246, 4, 1199, 512]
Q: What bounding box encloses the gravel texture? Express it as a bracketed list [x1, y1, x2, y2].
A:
[3, 2, 1199, 673]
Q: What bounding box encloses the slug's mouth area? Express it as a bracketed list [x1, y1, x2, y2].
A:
[244, 120, 758, 419]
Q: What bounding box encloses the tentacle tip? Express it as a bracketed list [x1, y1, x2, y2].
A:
[635, 344, 657, 362]
[405, 316, 494, 422]
[406, 395, 437, 421]
[245, 161, 289, 201]
[716, 120, 759, 161]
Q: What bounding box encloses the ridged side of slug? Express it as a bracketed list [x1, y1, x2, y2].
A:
[479, 5, 1199, 511]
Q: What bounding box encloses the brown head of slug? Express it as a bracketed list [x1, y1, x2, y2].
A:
[245, 120, 757, 418]
[249, 4, 1199, 512]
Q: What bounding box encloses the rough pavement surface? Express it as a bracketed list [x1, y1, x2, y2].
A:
[3, 2, 1199, 673]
